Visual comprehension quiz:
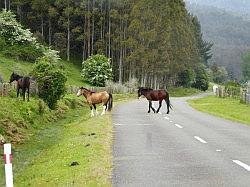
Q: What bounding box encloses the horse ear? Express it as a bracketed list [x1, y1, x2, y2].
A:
[80, 87, 83, 89]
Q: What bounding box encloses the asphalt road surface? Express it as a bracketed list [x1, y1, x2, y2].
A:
[112, 94, 250, 187]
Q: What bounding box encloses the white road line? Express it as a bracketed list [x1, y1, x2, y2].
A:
[233, 160, 250, 172]
[164, 117, 170, 120]
[216, 149, 222, 152]
[194, 136, 207, 144]
[169, 120, 173, 123]
[174, 124, 183, 129]
[114, 123, 152, 126]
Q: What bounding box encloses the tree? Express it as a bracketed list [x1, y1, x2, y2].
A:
[81, 54, 112, 86]
[32, 53, 67, 109]
[192, 64, 209, 91]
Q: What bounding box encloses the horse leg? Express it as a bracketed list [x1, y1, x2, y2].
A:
[93, 104, 98, 115]
[156, 100, 162, 113]
[27, 88, 30, 102]
[148, 101, 151, 113]
[164, 98, 170, 114]
[22, 88, 26, 101]
[101, 104, 106, 115]
[151, 102, 156, 113]
[17, 88, 20, 98]
[90, 105, 94, 117]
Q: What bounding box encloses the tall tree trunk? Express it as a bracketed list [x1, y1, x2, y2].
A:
[8, 0, 10, 10]
[41, 16, 44, 38]
[119, 49, 123, 84]
[48, 18, 52, 46]
[67, 0, 70, 61]
[4, 0, 7, 9]
[118, 14, 123, 84]
[108, 0, 111, 58]
[91, 0, 95, 54]
[87, 0, 91, 57]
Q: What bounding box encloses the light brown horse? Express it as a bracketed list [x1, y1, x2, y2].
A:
[77, 87, 113, 116]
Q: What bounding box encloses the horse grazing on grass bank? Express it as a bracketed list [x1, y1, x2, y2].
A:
[77, 87, 113, 117]
[138, 87, 172, 114]
[9, 72, 31, 101]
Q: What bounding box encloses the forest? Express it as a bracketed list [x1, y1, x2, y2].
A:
[0, 0, 211, 89]
[186, 1, 250, 80]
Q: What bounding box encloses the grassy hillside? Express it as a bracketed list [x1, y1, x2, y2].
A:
[0, 55, 85, 86]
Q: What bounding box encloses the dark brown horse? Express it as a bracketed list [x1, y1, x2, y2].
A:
[9, 72, 31, 101]
[138, 87, 171, 114]
[77, 87, 113, 117]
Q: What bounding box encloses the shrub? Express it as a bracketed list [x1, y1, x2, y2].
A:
[82, 54, 112, 86]
[0, 37, 6, 51]
[176, 68, 195, 87]
[32, 58, 67, 109]
[225, 80, 241, 97]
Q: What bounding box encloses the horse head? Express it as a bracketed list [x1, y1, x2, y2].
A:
[77, 87, 84, 97]
[9, 72, 19, 83]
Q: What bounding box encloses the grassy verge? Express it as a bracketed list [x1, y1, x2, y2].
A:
[169, 87, 204, 97]
[1, 94, 135, 186]
[188, 96, 250, 125]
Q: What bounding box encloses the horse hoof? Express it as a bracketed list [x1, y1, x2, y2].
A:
[147, 111, 150, 113]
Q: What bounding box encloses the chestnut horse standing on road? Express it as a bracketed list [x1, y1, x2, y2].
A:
[138, 87, 172, 114]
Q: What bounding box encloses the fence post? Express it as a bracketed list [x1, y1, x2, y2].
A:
[4, 144, 13, 187]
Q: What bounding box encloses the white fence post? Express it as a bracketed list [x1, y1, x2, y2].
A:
[4, 144, 13, 187]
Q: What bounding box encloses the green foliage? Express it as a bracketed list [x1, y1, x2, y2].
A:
[1, 44, 42, 61]
[0, 10, 37, 45]
[210, 63, 228, 84]
[192, 64, 209, 91]
[0, 37, 6, 51]
[32, 58, 67, 109]
[81, 54, 112, 86]
[177, 68, 195, 87]
[225, 80, 241, 97]
[241, 52, 250, 81]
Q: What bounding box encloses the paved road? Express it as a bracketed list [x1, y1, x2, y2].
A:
[112, 94, 250, 187]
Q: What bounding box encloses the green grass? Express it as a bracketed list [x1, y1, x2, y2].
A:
[169, 87, 204, 97]
[0, 94, 134, 186]
[188, 96, 250, 125]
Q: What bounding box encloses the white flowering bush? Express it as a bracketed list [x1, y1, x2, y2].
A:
[0, 10, 36, 45]
[82, 55, 113, 86]
[0, 10, 60, 62]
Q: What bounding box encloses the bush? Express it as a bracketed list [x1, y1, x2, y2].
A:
[0, 37, 6, 51]
[32, 59, 67, 109]
[225, 80, 241, 97]
[192, 64, 209, 91]
[176, 68, 195, 87]
[82, 54, 112, 86]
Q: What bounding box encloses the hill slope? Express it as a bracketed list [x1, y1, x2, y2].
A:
[186, 2, 250, 79]
[0, 55, 84, 86]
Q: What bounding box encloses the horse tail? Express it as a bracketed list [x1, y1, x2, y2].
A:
[107, 93, 113, 111]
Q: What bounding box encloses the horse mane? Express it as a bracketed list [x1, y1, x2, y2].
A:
[81, 87, 96, 94]
[139, 87, 153, 91]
